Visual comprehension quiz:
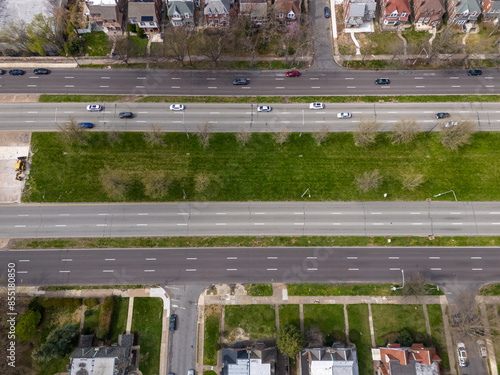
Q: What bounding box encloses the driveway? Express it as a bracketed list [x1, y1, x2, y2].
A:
[310, 0, 340, 70]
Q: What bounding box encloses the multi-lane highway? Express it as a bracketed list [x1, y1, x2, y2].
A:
[1, 102, 500, 132]
[2, 246, 497, 286]
[3, 202, 500, 238]
[0, 68, 498, 96]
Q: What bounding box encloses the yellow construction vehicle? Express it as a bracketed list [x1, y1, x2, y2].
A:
[15, 156, 27, 172]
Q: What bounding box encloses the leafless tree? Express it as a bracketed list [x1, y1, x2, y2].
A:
[389, 118, 420, 145]
[195, 172, 211, 193]
[451, 289, 484, 337]
[355, 170, 383, 192]
[400, 272, 430, 299]
[312, 125, 330, 146]
[144, 125, 165, 146]
[236, 128, 252, 146]
[401, 173, 425, 191]
[273, 127, 290, 146]
[0, 20, 31, 52]
[99, 167, 130, 200]
[163, 26, 194, 67]
[197, 122, 212, 148]
[143, 172, 169, 199]
[353, 119, 380, 147]
[113, 37, 133, 65]
[58, 117, 86, 144]
[198, 29, 225, 67]
[440, 119, 476, 151]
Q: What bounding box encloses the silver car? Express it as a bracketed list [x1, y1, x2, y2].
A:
[170, 104, 185, 111]
[457, 342, 467, 367]
[87, 104, 102, 112]
[337, 112, 352, 119]
[309, 102, 325, 110]
[257, 105, 272, 112]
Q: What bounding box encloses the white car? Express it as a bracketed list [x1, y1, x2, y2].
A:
[477, 340, 487, 357]
[337, 112, 352, 119]
[87, 104, 102, 112]
[257, 105, 272, 112]
[457, 342, 467, 367]
[445, 121, 458, 127]
[309, 102, 325, 110]
[170, 104, 185, 111]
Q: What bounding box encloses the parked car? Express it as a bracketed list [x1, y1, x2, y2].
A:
[257, 105, 272, 112]
[9, 69, 25, 76]
[309, 102, 325, 110]
[375, 78, 390, 85]
[457, 342, 467, 367]
[87, 104, 102, 112]
[467, 69, 482, 76]
[169, 314, 177, 331]
[188, 370, 195, 375]
[33, 68, 50, 75]
[232, 78, 249, 85]
[435, 112, 450, 119]
[119, 112, 133, 119]
[445, 121, 458, 127]
[324, 6, 331, 17]
[78, 122, 94, 129]
[170, 104, 185, 111]
[477, 340, 487, 357]
[337, 112, 352, 119]
[286, 70, 300, 77]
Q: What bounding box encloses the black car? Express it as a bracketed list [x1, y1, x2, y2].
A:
[467, 69, 482, 76]
[232, 78, 249, 85]
[324, 6, 331, 18]
[0, 69, 4, 75]
[435, 112, 450, 119]
[375, 78, 390, 85]
[169, 314, 177, 331]
[9, 69, 25, 76]
[119, 112, 133, 119]
[33, 68, 50, 75]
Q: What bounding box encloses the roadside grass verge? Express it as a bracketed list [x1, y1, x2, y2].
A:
[278, 305, 300, 330]
[24, 132, 500, 202]
[12, 236, 500, 250]
[288, 283, 394, 296]
[131, 298, 163, 375]
[371, 305, 427, 347]
[40, 285, 143, 290]
[303, 305, 346, 345]
[479, 284, 500, 296]
[486, 304, 500, 375]
[204, 305, 220, 366]
[347, 304, 372, 375]
[39, 95, 128, 103]
[204, 371, 218, 375]
[426, 304, 450, 371]
[224, 305, 276, 339]
[245, 284, 273, 296]
[109, 297, 130, 343]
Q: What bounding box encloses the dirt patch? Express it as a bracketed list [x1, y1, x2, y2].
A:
[0, 132, 32, 203]
[205, 283, 247, 296]
[205, 304, 222, 317]
[0, 94, 40, 103]
[225, 327, 251, 345]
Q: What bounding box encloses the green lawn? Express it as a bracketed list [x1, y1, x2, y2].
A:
[303, 305, 346, 345]
[224, 305, 276, 339]
[426, 304, 450, 371]
[109, 297, 129, 342]
[83, 305, 101, 335]
[82, 32, 112, 56]
[479, 284, 500, 296]
[347, 304, 372, 375]
[288, 283, 394, 296]
[371, 305, 428, 347]
[131, 298, 163, 375]
[204, 305, 220, 366]
[24, 132, 500, 202]
[246, 284, 273, 296]
[129, 35, 149, 56]
[278, 305, 300, 330]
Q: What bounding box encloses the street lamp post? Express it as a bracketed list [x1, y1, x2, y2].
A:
[391, 269, 405, 291]
[434, 190, 457, 202]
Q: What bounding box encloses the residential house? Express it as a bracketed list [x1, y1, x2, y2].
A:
[300, 344, 359, 375]
[128, 0, 162, 33]
[447, 0, 481, 31]
[380, 0, 411, 27]
[411, 0, 445, 30]
[167, 0, 195, 26]
[239, 0, 268, 26]
[84, 0, 126, 34]
[343, 0, 377, 27]
[373, 343, 441, 375]
[221, 343, 277, 375]
[68, 334, 138, 375]
[274, 0, 301, 25]
[481, 0, 500, 23]
[204, 0, 231, 26]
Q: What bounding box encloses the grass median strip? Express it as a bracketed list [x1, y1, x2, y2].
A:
[204, 305, 220, 366]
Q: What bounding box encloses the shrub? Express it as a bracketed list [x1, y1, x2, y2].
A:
[17, 309, 42, 341]
[397, 328, 413, 347]
[32, 324, 79, 362]
[83, 298, 100, 308]
[127, 23, 135, 32]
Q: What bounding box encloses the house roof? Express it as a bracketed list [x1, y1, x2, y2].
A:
[300, 347, 359, 375]
[88, 4, 118, 21]
[415, 0, 445, 14]
[167, 0, 194, 16]
[239, 0, 268, 18]
[129, 0, 157, 20]
[204, 0, 231, 15]
[451, 0, 481, 14]
[378, 344, 441, 375]
[221, 345, 277, 375]
[274, 0, 301, 16]
[383, 0, 410, 14]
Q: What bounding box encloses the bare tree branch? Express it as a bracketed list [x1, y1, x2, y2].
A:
[355, 170, 383, 192]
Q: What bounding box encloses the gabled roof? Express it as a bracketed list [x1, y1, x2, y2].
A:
[383, 0, 411, 14]
[451, 0, 481, 14]
[274, 0, 301, 16]
[415, 0, 445, 14]
[128, 0, 156, 19]
[88, 4, 118, 21]
[204, 0, 231, 15]
[378, 344, 441, 375]
[301, 347, 359, 375]
[221, 344, 277, 375]
[167, 0, 194, 16]
[239, 0, 268, 18]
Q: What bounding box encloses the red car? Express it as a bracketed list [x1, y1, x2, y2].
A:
[286, 70, 300, 77]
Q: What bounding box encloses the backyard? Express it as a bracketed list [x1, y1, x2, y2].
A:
[224, 305, 276, 340]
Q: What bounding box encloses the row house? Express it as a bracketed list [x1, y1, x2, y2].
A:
[373, 343, 441, 375]
[481, 0, 500, 22]
[84, 0, 126, 34]
[204, 0, 231, 26]
[128, 0, 162, 32]
[239, 0, 268, 26]
[380, 0, 411, 27]
[343, 0, 376, 27]
[167, 0, 195, 26]
[412, 0, 445, 30]
[275, 0, 301, 25]
[447, 0, 481, 30]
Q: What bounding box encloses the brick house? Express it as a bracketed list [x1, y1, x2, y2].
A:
[343, 0, 377, 27]
[381, 0, 411, 26]
[204, 0, 231, 26]
[274, 0, 301, 25]
[481, 0, 500, 22]
[373, 343, 441, 375]
[239, 0, 268, 26]
[84, 0, 126, 34]
[447, 0, 481, 31]
[167, 0, 195, 26]
[411, 0, 445, 30]
[128, 0, 162, 33]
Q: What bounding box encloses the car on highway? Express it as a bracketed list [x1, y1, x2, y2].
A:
[309, 102, 325, 110]
[445, 121, 458, 127]
[257, 105, 272, 112]
[435, 112, 450, 119]
[169, 314, 177, 331]
[170, 104, 185, 111]
[9, 69, 25, 76]
[78, 122, 94, 129]
[286, 70, 300, 77]
[324, 6, 331, 17]
[87, 104, 103, 112]
[477, 340, 487, 357]
[232, 78, 249, 85]
[0, 69, 4, 75]
[457, 342, 468, 367]
[337, 112, 352, 119]
[119, 112, 133, 119]
[467, 69, 482, 76]
[375, 78, 390, 85]
[33, 68, 50, 75]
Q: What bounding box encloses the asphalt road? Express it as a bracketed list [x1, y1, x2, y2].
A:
[3, 201, 500, 238]
[2, 102, 500, 132]
[2, 246, 497, 286]
[0, 69, 498, 96]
